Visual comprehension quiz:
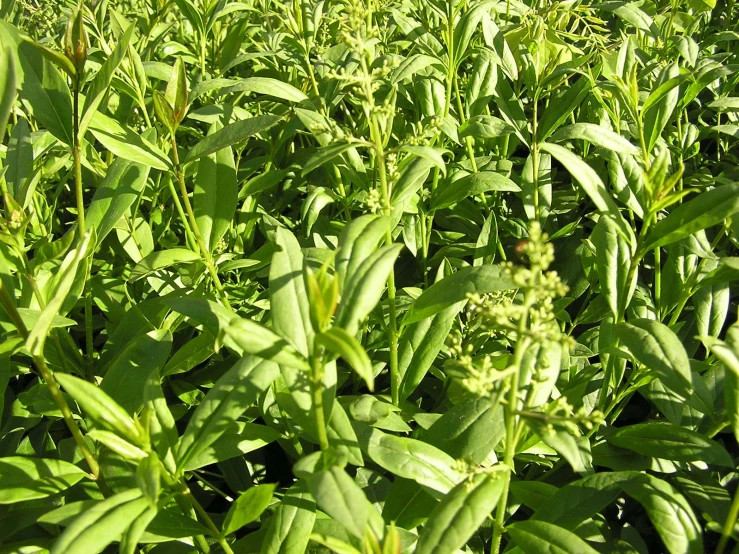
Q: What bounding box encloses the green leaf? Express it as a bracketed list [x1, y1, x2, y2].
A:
[620, 474, 703, 554]
[262, 481, 316, 554]
[224, 77, 308, 102]
[88, 111, 171, 170]
[643, 63, 680, 152]
[26, 232, 93, 356]
[453, 1, 496, 65]
[177, 356, 280, 470]
[415, 470, 508, 554]
[16, 41, 73, 145]
[100, 328, 172, 413]
[317, 327, 375, 391]
[55, 373, 146, 445]
[120, 505, 158, 554]
[308, 467, 382, 540]
[508, 520, 600, 554]
[50, 490, 151, 554]
[184, 422, 281, 471]
[79, 23, 135, 136]
[195, 121, 237, 252]
[616, 319, 692, 398]
[301, 142, 355, 176]
[539, 142, 631, 239]
[354, 424, 463, 495]
[398, 297, 465, 401]
[85, 158, 151, 247]
[269, 227, 314, 357]
[309, 535, 363, 554]
[607, 423, 733, 467]
[422, 396, 505, 463]
[87, 430, 148, 461]
[693, 283, 730, 338]
[701, 325, 739, 441]
[591, 214, 635, 317]
[537, 77, 592, 141]
[5, 117, 33, 203]
[184, 114, 281, 165]
[398, 144, 448, 176]
[390, 53, 444, 84]
[165, 57, 188, 124]
[532, 471, 639, 529]
[432, 171, 520, 210]
[334, 244, 403, 338]
[0, 457, 88, 504]
[403, 265, 515, 325]
[550, 123, 639, 155]
[535, 424, 593, 475]
[459, 115, 515, 140]
[129, 248, 201, 282]
[391, 157, 435, 205]
[223, 483, 277, 536]
[222, 316, 310, 370]
[0, 45, 16, 144]
[641, 183, 739, 251]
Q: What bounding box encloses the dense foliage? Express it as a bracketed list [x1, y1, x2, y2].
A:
[0, 0, 738, 552]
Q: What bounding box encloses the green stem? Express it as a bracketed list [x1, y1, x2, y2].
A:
[0, 284, 111, 496]
[717, 483, 739, 554]
[73, 72, 95, 368]
[361, 53, 400, 405]
[310, 351, 330, 451]
[532, 94, 540, 222]
[490, 290, 535, 554]
[422, 10, 456, 283]
[180, 481, 235, 554]
[654, 247, 661, 320]
[170, 135, 230, 307]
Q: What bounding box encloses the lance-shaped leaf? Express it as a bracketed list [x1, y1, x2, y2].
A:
[223, 483, 277, 536]
[507, 520, 600, 554]
[308, 467, 383, 540]
[403, 265, 515, 325]
[262, 481, 316, 554]
[26, 231, 93, 356]
[641, 183, 739, 252]
[177, 355, 280, 470]
[620, 474, 703, 554]
[50, 490, 152, 554]
[415, 469, 508, 554]
[615, 319, 692, 398]
[183, 114, 282, 164]
[317, 327, 375, 391]
[353, 424, 464, 495]
[55, 373, 146, 445]
[606, 423, 733, 467]
[222, 317, 310, 370]
[0, 457, 88, 504]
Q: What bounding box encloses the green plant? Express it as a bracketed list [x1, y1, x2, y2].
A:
[0, 0, 738, 553]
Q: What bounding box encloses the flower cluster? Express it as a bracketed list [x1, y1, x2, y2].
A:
[447, 223, 574, 397]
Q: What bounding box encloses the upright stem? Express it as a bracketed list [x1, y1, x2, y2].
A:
[359, 50, 400, 405]
[716, 483, 739, 554]
[170, 135, 230, 307]
[0, 284, 110, 496]
[310, 351, 330, 451]
[531, 94, 540, 222]
[422, 10, 455, 284]
[177, 480, 235, 554]
[490, 290, 535, 554]
[73, 78, 85, 242]
[73, 73, 94, 366]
